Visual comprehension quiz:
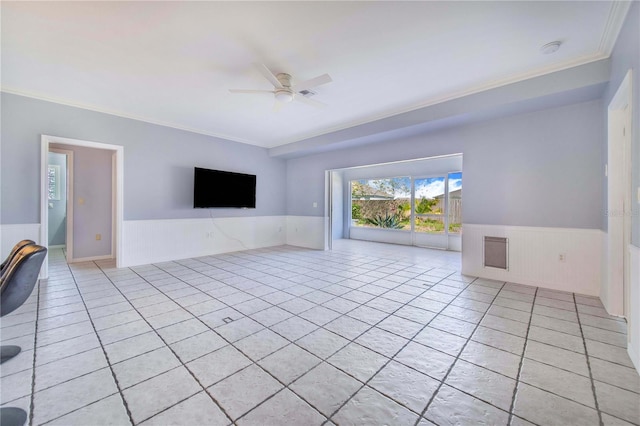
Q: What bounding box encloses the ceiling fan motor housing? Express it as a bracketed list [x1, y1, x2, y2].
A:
[275, 73, 294, 102]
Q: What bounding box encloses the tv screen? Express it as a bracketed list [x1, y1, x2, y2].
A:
[193, 167, 256, 208]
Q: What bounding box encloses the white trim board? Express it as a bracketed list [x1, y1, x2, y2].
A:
[70, 254, 114, 263]
[462, 224, 603, 296]
[48, 148, 74, 262]
[628, 244, 640, 372]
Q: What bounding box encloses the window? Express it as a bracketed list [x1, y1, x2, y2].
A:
[414, 177, 446, 233]
[350, 172, 462, 235]
[351, 177, 411, 230]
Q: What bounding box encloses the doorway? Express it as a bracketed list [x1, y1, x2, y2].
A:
[40, 135, 124, 279]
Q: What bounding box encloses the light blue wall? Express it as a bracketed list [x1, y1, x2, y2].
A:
[0, 93, 287, 224]
[287, 100, 604, 230]
[47, 152, 67, 246]
[604, 2, 640, 245]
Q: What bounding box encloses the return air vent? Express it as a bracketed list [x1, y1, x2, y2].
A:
[298, 89, 316, 97]
[484, 236, 508, 270]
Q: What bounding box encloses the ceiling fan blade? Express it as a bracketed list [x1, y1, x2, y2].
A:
[254, 63, 283, 89]
[292, 73, 332, 92]
[294, 94, 327, 109]
[229, 89, 274, 94]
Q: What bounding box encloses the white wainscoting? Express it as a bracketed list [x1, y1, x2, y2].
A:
[1, 224, 41, 258]
[629, 244, 640, 372]
[121, 216, 287, 267]
[286, 216, 326, 250]
[462, 224, 603, 296]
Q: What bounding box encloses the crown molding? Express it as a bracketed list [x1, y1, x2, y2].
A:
[0, 88, 267, 148]
[598, 1, 633, 56]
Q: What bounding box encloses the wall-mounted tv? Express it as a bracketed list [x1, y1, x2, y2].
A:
[193, 167, 256, 208]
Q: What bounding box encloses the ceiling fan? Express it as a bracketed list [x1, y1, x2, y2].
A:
[229, 63, 332, 109]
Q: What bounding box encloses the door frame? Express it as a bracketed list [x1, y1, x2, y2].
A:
[605, 69, 632, 318]
[40, 135, 124, 278]
[48, 148, 74, 260]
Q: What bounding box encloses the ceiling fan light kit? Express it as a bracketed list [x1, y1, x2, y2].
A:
[275, 90, 294, 103]
[229, 63, 332, 108]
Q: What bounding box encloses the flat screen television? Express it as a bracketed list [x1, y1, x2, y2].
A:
[193, 167, 256, 208]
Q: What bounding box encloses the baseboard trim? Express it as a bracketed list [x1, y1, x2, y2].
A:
[628, 244, 640, 372]
[70, 254, 114, 263]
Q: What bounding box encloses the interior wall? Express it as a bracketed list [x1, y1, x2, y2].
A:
[51, 143, 113, 259]
[604, 1, 640, 244]
[286, 99, 603, 231]
[47, 151, 67, 246]
[0, 93, 287, 225]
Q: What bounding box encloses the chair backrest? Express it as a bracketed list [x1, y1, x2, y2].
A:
[0, 240, 35, 273]
[0, 245, 47, 317]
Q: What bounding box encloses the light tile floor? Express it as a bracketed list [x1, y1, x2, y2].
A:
[1, 240, 639, 425]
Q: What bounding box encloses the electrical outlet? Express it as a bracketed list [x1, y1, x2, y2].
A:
[558, 253, 566, 262]
[313, 202, 318, 208]
[96, 234, 101, 241]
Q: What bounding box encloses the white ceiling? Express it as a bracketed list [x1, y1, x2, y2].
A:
[0, 1, 627, 149]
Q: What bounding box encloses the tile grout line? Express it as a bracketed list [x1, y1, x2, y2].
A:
[45, 248, 460, 422]
[302, 272, 476, 424]
[40, 247, 630, 426]
[90, 264, 236, 425]
[573, 293, 604, 426]
[506, 287, 538, 426]
[413, 280, 507, 426]
[143, 256, 440, 423]
[141, 254, 457, 423]
[27, 279, 42, 426]
[158, 256, 502, 423]
[234, 271, 462, 424]
[44, 249, 508, 424]
[118, 255, 388, 424]
[27, 250, 618, 426]
[60, 260, 136, 426]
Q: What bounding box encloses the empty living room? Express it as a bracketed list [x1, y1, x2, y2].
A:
[1, 1, 639, 425]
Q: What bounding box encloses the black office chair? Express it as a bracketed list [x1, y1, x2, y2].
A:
[1, 244, 47, 426]
[0, 240, 35, 273]
[1, 244, 47, 362]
